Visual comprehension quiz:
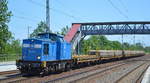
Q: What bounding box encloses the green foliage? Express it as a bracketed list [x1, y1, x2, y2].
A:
[0, 0, 12, 23]
[30, 21, 47, 38]
[80, 35, 111, 54]
[0, 0, 12, 54]
[55, 26, 70, 36]
[30, 22, 69, 37]
[0, 0, 21, 61]
[80, 35, 148, 54]
[30, 21, 52, 38]
[0, 38, 22, 61]
[0, 54, 20, 62]
[144, 47, 150, 53]
[60, 26, 70, 36]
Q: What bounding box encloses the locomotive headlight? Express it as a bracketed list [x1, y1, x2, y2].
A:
[22, 56, 25, 58]
[37, 56, 41, 59]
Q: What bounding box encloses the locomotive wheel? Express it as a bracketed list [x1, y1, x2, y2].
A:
[40, 67, 49, 77]
[65, 64, 70, 71]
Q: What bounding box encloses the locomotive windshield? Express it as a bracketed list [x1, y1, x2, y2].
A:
[22, 39, 42, 49]
[23, 43, 42, 49]
[22, 44, 30, 48]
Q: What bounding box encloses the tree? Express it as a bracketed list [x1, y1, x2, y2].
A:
[0, 0, 12, 53]
[30, 21, 51, 38]
[111, 41, 122, 50]
[79, 35, 148, 54]
[144, 46, 150, 53]
[60, 26, 70, 36]
[135, 43, 144, 50]
[11, 39, 21, 54]
[80, 35, 112, 54]
[123, 42, 130, 50]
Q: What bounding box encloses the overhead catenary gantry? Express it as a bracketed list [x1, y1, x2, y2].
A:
[76, 21, 150, 35]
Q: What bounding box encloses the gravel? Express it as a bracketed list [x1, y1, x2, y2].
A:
[72, 61, 145, 83]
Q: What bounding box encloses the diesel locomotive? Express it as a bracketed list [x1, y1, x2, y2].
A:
[16, 33, 72, 75]
[16, 33, 145, 75]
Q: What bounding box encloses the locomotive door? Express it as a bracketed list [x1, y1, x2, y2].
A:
[43, 44, 49, 56]
[56, 42, 61, 60]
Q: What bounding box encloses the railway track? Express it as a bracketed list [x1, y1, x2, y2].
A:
[116, 62, 150, 83]
[0, 55, 149, 83]
[67, 61, 150, 83]
[45, 61, 136, 83]
[0, 73, 39, 83]
[0, 72, 26, 83]
[9, 61, 126, 83]
[0, 70, 19, 75]
[0, 70, 23, 83]
[43, 56, 150, 83]
[69, 61, 146, 83]
[5, 58, 128, 83]
[0, 70, 36, 83]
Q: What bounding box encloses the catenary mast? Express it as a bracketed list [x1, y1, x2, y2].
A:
[46, 0, 50, 32]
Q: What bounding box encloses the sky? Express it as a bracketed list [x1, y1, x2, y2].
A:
[8, 0, 150, 46]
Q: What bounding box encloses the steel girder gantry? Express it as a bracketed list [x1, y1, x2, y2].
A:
[75, 21, 150, 35]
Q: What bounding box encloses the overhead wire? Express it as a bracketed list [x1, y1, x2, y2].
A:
[25, 0, 80, 33]
[10, 1, 44, 23]
[12, 9, 43, 21]
[107, 0, 129, 19]
[13, 15, 38, 22]
[116, 0, 137, 50]
[26, 0, 83, 21]
[107, 0, 134, 51]
[52, 0, 80, 20]
[117, 0, 134, 20]
[50, 8, 80, 21]
[27, 0, 45, 8]
[117, 0, 128, 13]
[54, 0, 90, 21]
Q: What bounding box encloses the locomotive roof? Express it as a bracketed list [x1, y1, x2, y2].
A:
[37, 32, 63, 38]
[38, 32, 56, 35]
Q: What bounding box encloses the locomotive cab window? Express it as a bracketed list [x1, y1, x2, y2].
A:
[43, 44, 49, 55]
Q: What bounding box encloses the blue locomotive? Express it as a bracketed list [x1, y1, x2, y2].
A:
[16, 33, 72, 75]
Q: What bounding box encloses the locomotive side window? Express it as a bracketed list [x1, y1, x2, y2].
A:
[43, 44, 49, 55]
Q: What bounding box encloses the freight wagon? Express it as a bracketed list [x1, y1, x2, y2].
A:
[73, 50, 145, 64]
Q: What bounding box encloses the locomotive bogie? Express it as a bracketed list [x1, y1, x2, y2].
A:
[16, 59, 73, 74]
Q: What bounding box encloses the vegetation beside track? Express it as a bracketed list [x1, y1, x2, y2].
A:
[0, 54, 21, 62]
[0, 0, 21, 62]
